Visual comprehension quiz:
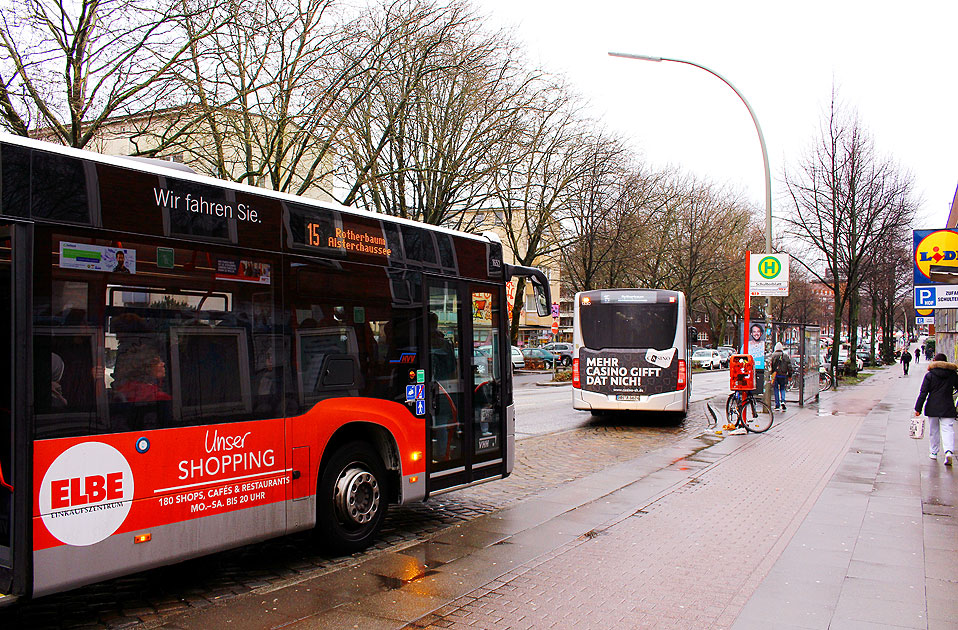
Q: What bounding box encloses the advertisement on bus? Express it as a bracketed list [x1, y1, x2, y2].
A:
[578, 348, 678, 396]
[33, 420, 289, 551]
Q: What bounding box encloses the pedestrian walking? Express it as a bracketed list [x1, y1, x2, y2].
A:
[902, 348, 912, 375]
[769, 342, 792, 411]
[915, 348, 921, 364]
[915, 353, 958, 465]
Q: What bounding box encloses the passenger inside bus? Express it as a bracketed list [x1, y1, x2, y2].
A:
[113, 351, 171, 404]
[50, 353, 67, 408]
[429, 313, 456, 380]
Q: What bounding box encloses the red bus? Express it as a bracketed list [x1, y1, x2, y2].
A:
[0, 135, 550, 602]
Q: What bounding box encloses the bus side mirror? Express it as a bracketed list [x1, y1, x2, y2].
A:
[503, 263, 551, 317]
[532, 277, 549, 317]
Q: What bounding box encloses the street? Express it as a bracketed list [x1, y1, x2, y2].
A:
[512, 368, 729, 437]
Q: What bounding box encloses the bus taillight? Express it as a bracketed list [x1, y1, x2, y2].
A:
[677, 359, 687, 390]
[572, 358, 580, 388]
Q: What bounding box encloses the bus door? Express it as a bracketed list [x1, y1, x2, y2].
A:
[0, 223, 19, 596]
[425, 279, 505, 493]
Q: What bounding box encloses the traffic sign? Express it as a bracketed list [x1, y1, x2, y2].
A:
[748, 253, 789, 296]
[912, 285, 958, 308]
[551, 321, 558, 334]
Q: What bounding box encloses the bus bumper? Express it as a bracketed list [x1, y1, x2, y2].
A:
[572, 388, 687, 412]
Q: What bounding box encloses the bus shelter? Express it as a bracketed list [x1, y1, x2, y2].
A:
[770, 322, 821, 407]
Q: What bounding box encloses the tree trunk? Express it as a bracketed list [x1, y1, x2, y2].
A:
[847, 291, 859, 376]
[830, 288, 843, 377]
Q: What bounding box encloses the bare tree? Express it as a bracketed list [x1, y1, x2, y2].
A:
[125, 0, 420, 198]
[339, 0, 535, 227]
[861, 235, 912, 364]
[490, 84, 595, 342]
[783, 92, 917, 375]
[562, 150, 666, 292]
[0, 0, 219, 146]
[628, 174, 755, 311]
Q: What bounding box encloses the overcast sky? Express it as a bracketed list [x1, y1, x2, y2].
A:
[474, 0, 956, 231]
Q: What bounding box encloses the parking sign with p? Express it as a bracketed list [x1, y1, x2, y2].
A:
[915, 287, 937, 307]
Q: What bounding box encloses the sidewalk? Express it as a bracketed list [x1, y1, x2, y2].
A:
[156, 365, 957, 630]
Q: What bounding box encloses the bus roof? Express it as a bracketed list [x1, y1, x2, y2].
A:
[0, 133, 489, 245]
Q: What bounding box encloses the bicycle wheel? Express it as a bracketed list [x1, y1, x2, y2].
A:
[742, 396, 774, 433]
[725, 392, 739, 425]
[819, 371, 833, 392]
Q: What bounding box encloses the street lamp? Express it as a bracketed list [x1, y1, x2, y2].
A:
[609, 51, 776, 398]
[607, 52, 772, 253]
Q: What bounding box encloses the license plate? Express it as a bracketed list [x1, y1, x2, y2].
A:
[616, 395, 641, 401]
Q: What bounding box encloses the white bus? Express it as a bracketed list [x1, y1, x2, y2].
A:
[572, 288, 691, 415]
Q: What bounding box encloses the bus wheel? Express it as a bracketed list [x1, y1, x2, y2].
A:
[316, 441, 388, 554]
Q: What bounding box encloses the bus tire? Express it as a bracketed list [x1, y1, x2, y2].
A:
[316, 441, 388, 554]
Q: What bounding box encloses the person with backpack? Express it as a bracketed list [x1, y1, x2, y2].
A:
[915, 353, 958, 465]
[769, 342, 793, 411]
[901, 348, 912, 375]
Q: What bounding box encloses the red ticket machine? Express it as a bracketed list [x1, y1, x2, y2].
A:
[729, 354, 755, 391]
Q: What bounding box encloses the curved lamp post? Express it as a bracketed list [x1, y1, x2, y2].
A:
[609, 51, 775, 394]
[608, 52, 771, 252]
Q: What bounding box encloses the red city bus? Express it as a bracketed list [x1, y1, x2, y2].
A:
[0, 135, 550, 602]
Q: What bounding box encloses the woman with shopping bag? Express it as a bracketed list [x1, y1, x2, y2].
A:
[915, 353, 958, 465]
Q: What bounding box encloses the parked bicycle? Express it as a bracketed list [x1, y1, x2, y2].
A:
[819, 369, 834, 392]
[787, 370, 832, 393]
[725, 389, 775, 433]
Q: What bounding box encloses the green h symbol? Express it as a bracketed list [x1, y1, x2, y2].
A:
[759, 256, 780, 279]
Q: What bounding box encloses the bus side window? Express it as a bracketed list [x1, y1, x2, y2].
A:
[33, 328, 107, 439]
[108, 321, 172, 432]
[287, 262, 423, 414]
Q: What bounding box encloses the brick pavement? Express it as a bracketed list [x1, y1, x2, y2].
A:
[407, 385, 870, 629]
[143, 370, 907, 630]
[733, 362, 958, 629]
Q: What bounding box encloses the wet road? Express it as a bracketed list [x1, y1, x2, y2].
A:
[511, 368, 729, 437]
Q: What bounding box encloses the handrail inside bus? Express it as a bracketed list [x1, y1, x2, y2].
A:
[0, 464, 12, 492]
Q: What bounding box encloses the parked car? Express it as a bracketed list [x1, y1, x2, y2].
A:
[521, 347, 558, 369]
[716, 346, 736, 367]
[691, 348, 722, 370]
[541, 342, 573, 366]
[511, 346, 525, 371]
[827, 344, 863, 372]
[472, 346, 492, 377]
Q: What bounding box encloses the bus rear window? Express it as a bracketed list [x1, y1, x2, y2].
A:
[580, 303, 678, 350]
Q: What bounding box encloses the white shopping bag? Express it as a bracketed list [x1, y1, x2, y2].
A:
[909, 416, 925, 439]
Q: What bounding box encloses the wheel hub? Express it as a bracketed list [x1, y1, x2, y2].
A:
[333, 466, 380, 526]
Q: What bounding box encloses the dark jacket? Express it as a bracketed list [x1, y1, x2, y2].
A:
[915, 361, 958, 417]
[769, 350, 792, 377]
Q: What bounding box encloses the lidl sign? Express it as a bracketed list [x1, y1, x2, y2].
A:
[749, 253, 789, 296]
[914, 229, 958, 285]
[914, 229, 958, 307]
